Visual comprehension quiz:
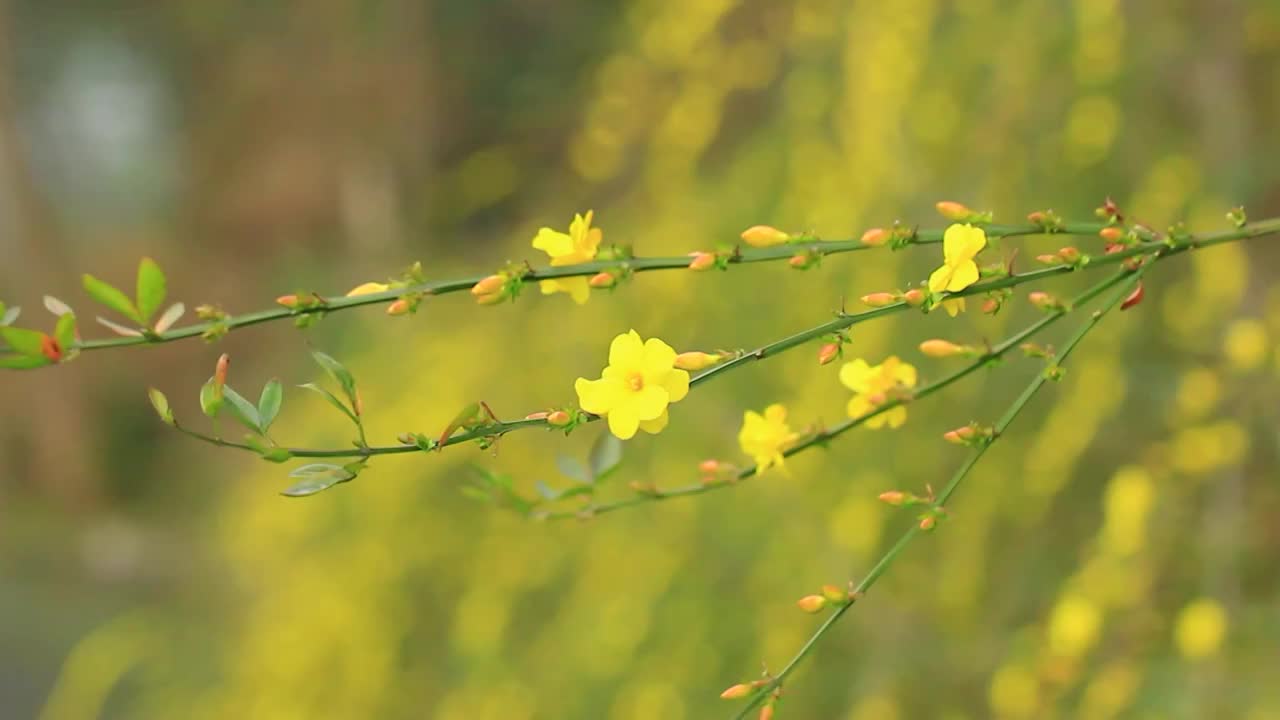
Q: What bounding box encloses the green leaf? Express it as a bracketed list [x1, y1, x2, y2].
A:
[588, 431, 624, 481]
[0, 327, 45, 358]
[555, 454, 589, 483]
[258, 379, 283, 432]
[310, 350, 356, 406]
[153, 302, 185, 333]
[135, 257, 167, 323]
[148, 388, 174, 425]
[438, 402, 483, 445]
[0, 354, 49, 369]
[222, 385, 262, 433]
[281, 463, 357, 497]
[54, 313, 77, 351]
[199, 375, 223, 418]
[82, 274, 142, 324]
[0, 304, 16, 326]
[298, 382, 360, 427]
[244, 436, 291, 463]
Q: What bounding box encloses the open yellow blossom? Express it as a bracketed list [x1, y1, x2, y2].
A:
[532, 210, 603, 304]
[738, 403, 799, 474]
[574, 330, 689, 439]
[940, 297, 966, 317]
[346, 281, 390, 297]
[839, 355, 919, 428]
[928, 223, 987, 294]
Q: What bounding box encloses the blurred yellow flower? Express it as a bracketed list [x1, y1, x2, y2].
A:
[840, 356, 918, 428]
[1175, 598, 1227, 659]
[941, 297, 966, 317]
[345, 281, 390, 297]
[532, 210, 603, 304]
[575, 329, 689, 439]
[738, 403, 799, 474]
[928, 223, 987, 294]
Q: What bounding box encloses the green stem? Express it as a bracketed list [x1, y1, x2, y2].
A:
[729, 266, 1146, 719]
[68, 222, 1109, 352]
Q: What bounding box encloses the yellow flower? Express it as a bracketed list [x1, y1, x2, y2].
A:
[839, 356, 918, 428]
[928, 223, 987, 294]
[574, 330, 689, 439]
[941, 297, 966, 317]
[346, 281, 390, 297]
[532, 210, 603, 304]
[738, 403, 799, 474]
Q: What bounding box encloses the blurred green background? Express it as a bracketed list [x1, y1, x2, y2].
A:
[3, 1, 1280, 718]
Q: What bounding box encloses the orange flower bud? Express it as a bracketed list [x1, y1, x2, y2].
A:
[918, 339, 967, 358]
[1057, 246, 1081, 263]
[40, 334, 62, 362]
[981, 297, 1001, 314]
[759, 703, 775, 720]
[215, 353, 230, 387]
[1104, 242, 1125, 255]
[720, 683, 753, 700]
[740, 225, 791, 247]
[470, 274, 506, 299]
[276, 294, 299, 308]
[943, 426, 976, 444]
[525, 411, 550, 420]
[1098, 226, 1124, 242]
[860, 292, 898, 308]
[788, 253, 811, 269]
[902, 288, 926, 307]
[546, 410, 572, 427]
[935, 200, 973, 221]
[1035, 254, 1061, 265]
[476, 291, 506, 306]
[817, 342, 841, 366]
[1027, 211, 1046, 224]
[919, 515, 937, 531]
[878, 490, 906, 506]
[821, 584, 848, 603]
[588, 272, 615, 288]
[386, 298, 411, 315]
[1028, 291, 1060, 310]
[675, 351, 722, 371]
[688, 251, 717, 271]
[1120, 281, 1144, 311]
[698, 459, 721, 475]
[860, 227, 890, 247]
[796, 595, 828, 613]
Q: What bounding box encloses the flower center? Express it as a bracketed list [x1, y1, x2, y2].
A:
[626, 371, 645, 391]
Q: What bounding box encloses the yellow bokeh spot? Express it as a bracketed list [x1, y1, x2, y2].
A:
[1102, 466, 1154, 556]
[457, 146, 519, 211]
[1175, 598, 1228, 659]
[1080, 661, 1141, 719]
[1064, 95, 1120, 167]
[989, 663, 1039, 718]
[1047, 595, 1102, 658]
[1223, 318, 1269, 371]
[847, 693, 901, 720]
[828, 492, 883, 556]
[1175, 368, 1220, 420]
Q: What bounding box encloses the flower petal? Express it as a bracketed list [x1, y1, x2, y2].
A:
[892, 360, 918, 387]
[639, 409, 669, 435]
[622, 383, 668, 421]
[538, 279, 559, 296]
[764, 404, 787, 424]
[945, 259, 980, 292]
[847, 395, 873, 419]
[839, 359, 874, 393]
[943, 223, 985, 263]
[928, 264, 954, 294]
[532, 228, 574, 257]
[942, 297, 966, 317]
[565, 277, 590, 305]
[609, 330, 645, 368]
[575, 377, 622, 414]
[607, 409, 639, 440]
[641, 337, 677, 376]
[886, 406, 908, 428]
[661, 368, 690, 403]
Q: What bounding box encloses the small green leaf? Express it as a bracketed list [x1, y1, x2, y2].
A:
[258, 379, 283, 432]
[153, 302, 185, 333]
[556, 454, 590, 483]
[298, 382, 360, 427]
[588, 431, 624, 481]
[244, 436, 291, 463]
[439, 402, 483, 445]
[199, 375, 223, 418]
[534, 480, 559, 500]
[0, 354, 49, 369]
[82, 274, 142, 324]
[148, 388, 174, 425]
[54, 313, 77, 351]
[310, 350, 356, 405]
[0, 327, 45, 358]
[43, 295, 73, 317]
[281, 463, 357, 497]
[222, 385, 262, 433]
[95, 316, 144, 337]
[135, 257, 167, 323]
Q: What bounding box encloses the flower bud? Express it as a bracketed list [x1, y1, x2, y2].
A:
[476, 291, 506, 306]
[935, 200, 973, 221]
[688, 251, 717, 271]
[902, 288, 926, 307]
[796, 595, 828, 613]
[215, 353, 230, 387]
[470, 274, 507, 300]
[1226, 206, 1247, 228]
[943, 426, 976, 445]
[1057, 246, 1081, 263]
[588, 272, 615, 288]
[821, 584, 849, 604]
[546, 410, 572, 427]
[525, 411, 549, 420]
[878, 490, 906, 506]
[40, 334, 62, 362]
[720, 683, 753, 700]
[675, 351, 722, 371]
[1098, 226, 1124, 243]
[1120, 281, 1145, 311]
[860, 292, 898, 308]
[397, 432, 415, 444]
[817, 342, 841, 366]
[740, 225, 791, 247]
[698, 459, 721, 475]
[759, 703, 775, 720]
[1027, 211, 1047, 224]
[981, 297, 1001, 314]
[788, 253, 814, 269]
[346, 281, 389, 297]
[386, 298, 411, 316]
[918, 339, 967, 358]
[1035, 254, 1061, 265]
[1028, 291, 1061, 311]
[276, 294, 299, 308]
[1096, 196, 1122, 221]
[919, 515, 937, 531]
[860, 227, 890, 247]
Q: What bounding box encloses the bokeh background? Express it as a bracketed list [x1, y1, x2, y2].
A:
[3, 1, 1280, 718]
